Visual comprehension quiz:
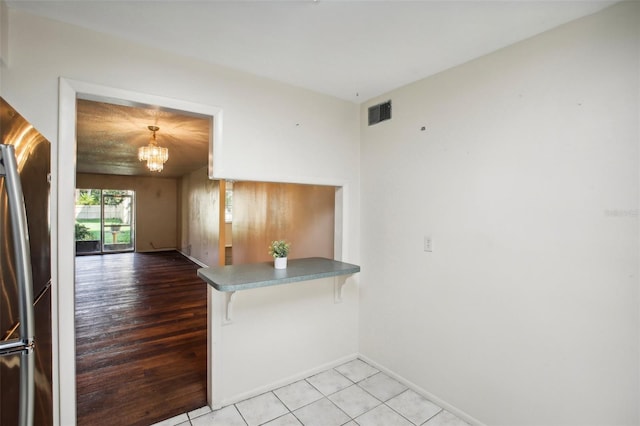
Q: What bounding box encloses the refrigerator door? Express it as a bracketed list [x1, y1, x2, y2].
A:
[0, 351, 35, 426]
[0, 351, 20, 425]
[0, 98, 52, 426]
[33, 286, 52, 426]
[21, 131, 51, 300]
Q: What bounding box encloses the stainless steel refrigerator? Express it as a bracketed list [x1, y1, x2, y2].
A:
[0, 97, 53, 426]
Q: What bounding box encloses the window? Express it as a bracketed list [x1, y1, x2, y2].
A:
[225, 182, 233, 223]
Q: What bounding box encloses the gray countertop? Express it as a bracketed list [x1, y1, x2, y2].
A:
[197, 257, 360, 292]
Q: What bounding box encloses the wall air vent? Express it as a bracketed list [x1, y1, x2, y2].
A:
[368, 100, 392, 126]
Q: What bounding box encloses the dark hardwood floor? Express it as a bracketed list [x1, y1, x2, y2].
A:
[75, 251, 208, 426]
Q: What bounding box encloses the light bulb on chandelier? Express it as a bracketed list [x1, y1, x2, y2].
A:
[138, 125, 168, 172]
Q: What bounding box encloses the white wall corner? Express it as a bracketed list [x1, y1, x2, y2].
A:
[357, 354, 488, 426]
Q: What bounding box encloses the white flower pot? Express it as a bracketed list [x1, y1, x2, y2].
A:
[274, 257, 287, 269]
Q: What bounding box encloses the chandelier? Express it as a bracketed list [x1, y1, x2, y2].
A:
[138, 125, 168, 172]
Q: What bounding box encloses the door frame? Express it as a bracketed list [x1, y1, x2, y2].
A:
[56, 78, 223, 425]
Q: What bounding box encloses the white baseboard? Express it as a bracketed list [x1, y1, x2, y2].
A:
[177, 250, 209, 268]
[137, 247, 176, 253]
[357, 354, 487, 426]
[217, 353, 359, 408]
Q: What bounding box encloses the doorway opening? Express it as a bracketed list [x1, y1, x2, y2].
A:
[75, 188, 135, 254]
[57, 79, 223, 425]
[73, 94, 213, 424]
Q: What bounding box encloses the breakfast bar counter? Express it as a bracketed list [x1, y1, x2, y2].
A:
[197, 257, 360, 322]
[197, 257, 360, 292]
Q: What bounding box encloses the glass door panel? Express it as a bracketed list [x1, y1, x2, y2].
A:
[102, 190, 134, 253]
[75, 189, 102, 255]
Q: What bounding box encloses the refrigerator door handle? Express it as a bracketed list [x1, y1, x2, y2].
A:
[0, 144, 35, 341]
[0, 144, 36, 426]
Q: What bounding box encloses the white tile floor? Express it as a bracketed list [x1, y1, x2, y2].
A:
[152, 359, 469, 426]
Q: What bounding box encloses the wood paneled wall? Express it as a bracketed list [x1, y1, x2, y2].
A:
[178, 168, 222, 267]
[232, 182, 335, 264]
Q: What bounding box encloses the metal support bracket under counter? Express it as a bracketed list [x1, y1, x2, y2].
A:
[197, 257, 360, 323]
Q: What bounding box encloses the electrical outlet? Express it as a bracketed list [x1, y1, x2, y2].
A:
[424, 236, 432, 252]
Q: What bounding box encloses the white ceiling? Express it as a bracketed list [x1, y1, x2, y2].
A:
[7, 0, 617, 103]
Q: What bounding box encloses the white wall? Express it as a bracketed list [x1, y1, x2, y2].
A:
[1, 8, 360, 424]
[360, 3, 639, 425]
[0, 1, 7, 78]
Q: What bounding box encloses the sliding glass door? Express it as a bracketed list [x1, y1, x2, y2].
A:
[75, 189, 135, 255]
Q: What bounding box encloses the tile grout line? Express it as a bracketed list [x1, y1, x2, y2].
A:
[266, 390, 295, 426]
[233, 403, 250, 426]
[419, 408, 444, 426]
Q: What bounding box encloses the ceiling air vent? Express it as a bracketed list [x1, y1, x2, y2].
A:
[368, 100, 391, 126]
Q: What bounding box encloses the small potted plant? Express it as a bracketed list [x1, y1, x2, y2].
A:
[268, 240, 291, 269]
